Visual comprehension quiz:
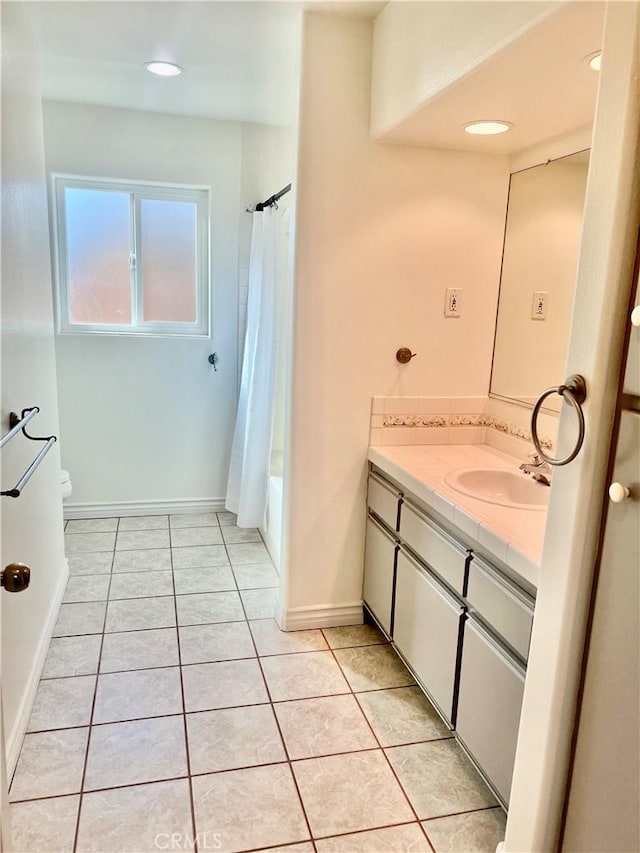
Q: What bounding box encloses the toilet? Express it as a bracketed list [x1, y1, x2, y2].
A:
[61, 469, 72, 501]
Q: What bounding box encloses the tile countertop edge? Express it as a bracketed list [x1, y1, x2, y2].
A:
[368, 445, 544, 592]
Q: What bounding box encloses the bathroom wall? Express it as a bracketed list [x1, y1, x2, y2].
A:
[280, 12, 511, 628]
[1, 3, 67, 772]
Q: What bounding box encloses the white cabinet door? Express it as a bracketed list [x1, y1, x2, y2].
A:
[456, 617, 525, 805]
[393, 548, 463, 723]
[363, 516, 397, 636]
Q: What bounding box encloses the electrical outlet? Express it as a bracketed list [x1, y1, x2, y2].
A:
[445, 288, 462, 318]
[531, 291, 548, 320]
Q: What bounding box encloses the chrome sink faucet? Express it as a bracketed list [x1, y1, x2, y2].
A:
[519, 452, 552, 486]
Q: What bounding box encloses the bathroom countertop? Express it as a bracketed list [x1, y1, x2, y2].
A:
[368, 443, 548, 591]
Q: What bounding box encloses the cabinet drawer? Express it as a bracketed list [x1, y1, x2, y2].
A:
[393, 548, 463, 724]
[363, 515, 397, 636]
[399, 501, 468, 594]
[467, 556, 534, 662]
[368, 472, 401, 531]
[624, 277, 639, 396]
[456, 617, 526, 806]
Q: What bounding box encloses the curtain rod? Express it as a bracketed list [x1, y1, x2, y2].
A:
[246, 183, 291, 212]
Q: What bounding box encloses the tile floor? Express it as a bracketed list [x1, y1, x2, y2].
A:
[10, 512, 506, 853]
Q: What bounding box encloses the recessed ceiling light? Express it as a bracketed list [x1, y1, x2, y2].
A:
[586, 51, 602, 71]
[464, 121, 512, 136]
[144, 61, 182, 77]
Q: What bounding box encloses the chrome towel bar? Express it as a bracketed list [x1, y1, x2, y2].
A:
[1, 407, 57, 498]
[531, 374, 587, 466]
[0, 406, 39, 449]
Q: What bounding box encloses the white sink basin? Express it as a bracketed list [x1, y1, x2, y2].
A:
[443, 467, 550, 510]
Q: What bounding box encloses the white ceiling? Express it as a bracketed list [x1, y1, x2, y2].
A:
[378, 2, 605, 154]
[27, 1, 382, 126]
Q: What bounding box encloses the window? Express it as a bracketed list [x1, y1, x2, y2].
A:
[52, 175, 210, 336]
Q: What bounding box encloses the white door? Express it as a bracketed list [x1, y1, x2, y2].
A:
[506, 4, 640, 850]
[1, 0, 69, 829]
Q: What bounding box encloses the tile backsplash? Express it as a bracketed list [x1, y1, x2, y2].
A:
[370, 396, 558, 456]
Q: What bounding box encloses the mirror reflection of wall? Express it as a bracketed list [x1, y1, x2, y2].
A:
[490, 150, 590, 411]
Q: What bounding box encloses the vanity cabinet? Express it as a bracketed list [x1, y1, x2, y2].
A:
[394, 549, 463, 721]
[363, 516, 397, 636]
[456, 617, 526, 804]
[399, 501, 467, 595]
[466, 555, 534, 662]
[363, 466, 536, 807]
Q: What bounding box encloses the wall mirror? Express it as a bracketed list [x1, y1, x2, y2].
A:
[490, 150, 590, 412]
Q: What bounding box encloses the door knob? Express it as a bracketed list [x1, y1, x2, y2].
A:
[608, 482, 631, 503]
[208, 353, 219, 372]
[631, 305, 640, 327]
[2, 562, 31, 592]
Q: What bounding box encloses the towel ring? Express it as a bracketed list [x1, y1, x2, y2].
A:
[531, 374, 587, 466]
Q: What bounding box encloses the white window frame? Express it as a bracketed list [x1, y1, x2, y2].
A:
[51, 174, 211, 337]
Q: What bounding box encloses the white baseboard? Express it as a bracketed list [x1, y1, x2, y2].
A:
[6, 558, 69, 777]
[276, 601, 364, 631]
[64, 497, 226, 520]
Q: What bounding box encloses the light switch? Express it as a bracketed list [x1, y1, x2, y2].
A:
[531, 291, 548, 320]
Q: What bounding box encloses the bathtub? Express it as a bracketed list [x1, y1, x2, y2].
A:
[261, 451, 283, 570]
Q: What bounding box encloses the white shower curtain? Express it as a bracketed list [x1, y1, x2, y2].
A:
[226, 208, 284, 528]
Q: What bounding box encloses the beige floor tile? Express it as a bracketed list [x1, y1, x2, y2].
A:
[11, 795, 80, 853]
[221, 526, 261, 544]
[423, 808, 506, 853]
[63, 575, 110, 603]
[315, 823, 432, 852]
[192, 764, 309, 853]
[118, 515, 169, 531]
[172, 544, 230, 569]
[116, 530, 170, 551]
[187, 705, 285, 774]
[179, 622, 255, 665]
[100, 628, 179, 673]
[66, 518, 117, 534]
[216, 511, 237, 526]
[93, 667, 183, 723]
[240, 588, 278, 619]
[261, 652, 349, 701]
[322, 624, 387, 649]
[250, 620, 327, 656]
[64, 532, 116, 553]
[171, 526, 223, 547]
[233, 563, 279, 589]
[263, 846, 314, 853]
[274, 695, 377, 759]
[10, 728, 89, 801]
[293, 750, 414, 837]
[112, 549, 171, 573]
[226, 542, 271, 565]
[108, 569, 173, 600]
[357, 686, 450, 746]
[105, 596, 176, 633]
[27, 675, 96, 732]
[386, 740, 497, 819]
[42, 635, 102, 678]
[172, 565, 236, 595]
[76, 780, 192, 853]
[84, 716, 187, 790]
[176, 591, 244, 626]
[334, 645, 415, 692]
[67, 553, 113, 576]
[182, 659, 268, 712]
[170, 512, 219, 528]
[53, 602, 106, 637]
